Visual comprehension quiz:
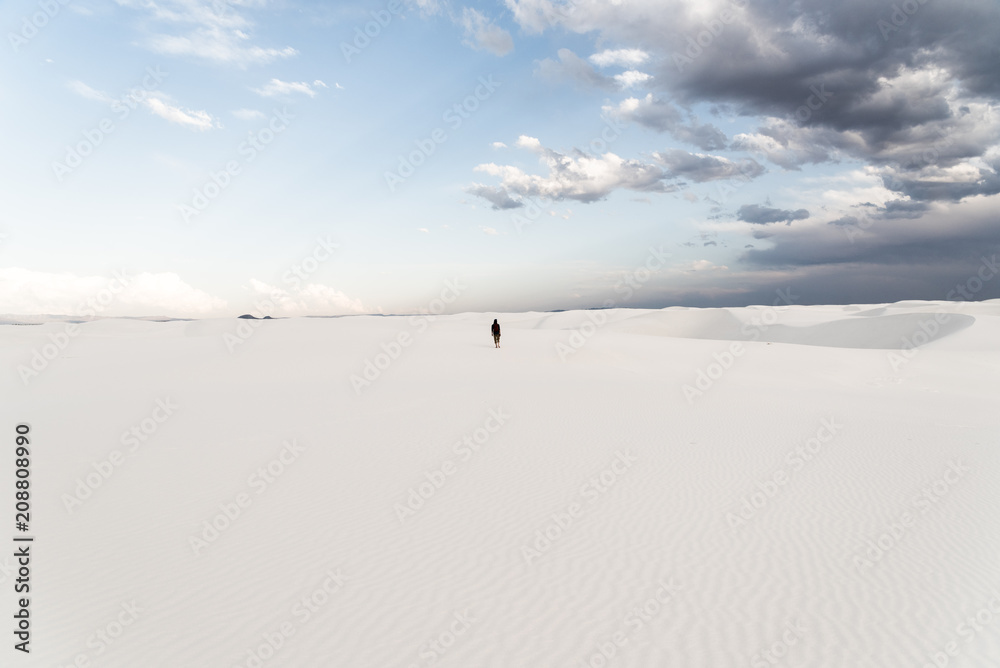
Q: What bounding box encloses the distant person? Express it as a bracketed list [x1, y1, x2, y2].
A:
[491, 319, 501, 348]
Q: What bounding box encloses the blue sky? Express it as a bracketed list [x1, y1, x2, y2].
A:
[2, 0, 999, 317]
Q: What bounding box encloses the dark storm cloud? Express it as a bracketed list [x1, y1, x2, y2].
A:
[881, 162, 1000, 202]
[737, 204, 810, 224]
[739, 198, 1000, 269]
[673, 0, 1000, 201]
[660, 0, 1000, 117]
[878, 199, 930, 219]
[653, 148, 764, 182]
[497, 0, 1000, 305]
[527, 0, 1000, 202]
[620, 257, 1000, 309]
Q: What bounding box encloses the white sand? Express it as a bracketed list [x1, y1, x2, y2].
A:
[3, 300, 999, 667]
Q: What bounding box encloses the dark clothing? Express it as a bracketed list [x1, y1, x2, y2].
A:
[491, 323, 500, 336]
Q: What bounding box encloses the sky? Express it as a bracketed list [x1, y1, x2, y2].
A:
[1, 0, 999, 317]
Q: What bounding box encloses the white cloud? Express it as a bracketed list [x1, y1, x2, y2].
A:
[514, 135, 543, 152]
[246, 279, 366, 315]
[481, 226, 499, 235]
[491, 141, 508, 149]
[613, 70, 652, 89]
[589, 48, 649, 68]
[0, 268, 226, 316]
[467, 137, 766, 207]
[459, 7, 514, 56]
[252, 78, 324, 98]
[143, 92, 219, 131]
[418, 227, 429, 233]
[119, 272, 228, 313]
[232, 108, 267, 121]
[469, 138, 674, 205]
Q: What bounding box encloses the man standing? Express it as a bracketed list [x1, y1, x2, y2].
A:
[491, 319, 501, 348]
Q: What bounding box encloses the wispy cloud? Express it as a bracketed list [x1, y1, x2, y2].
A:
[143, 92, 219, 131]
[67, 80, 111, 102]
[231, 108, 267, 121]
[459, 7, 513, 56]
[68, 79, 218, 131]
[117, 0, 297, 66]
[252, 78, 327, 98]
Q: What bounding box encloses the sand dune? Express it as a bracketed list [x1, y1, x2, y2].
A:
[2, 300, 998, 667]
